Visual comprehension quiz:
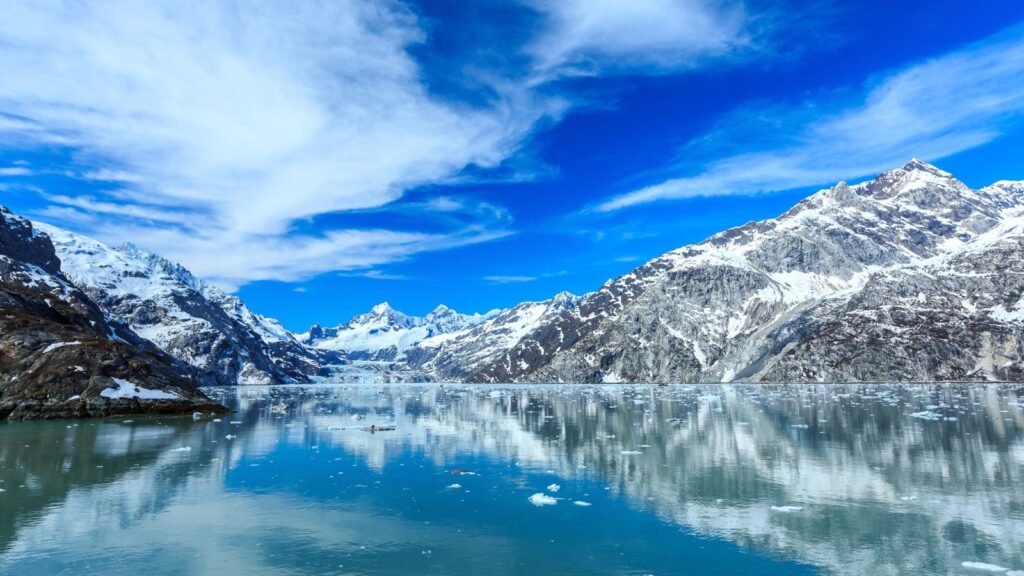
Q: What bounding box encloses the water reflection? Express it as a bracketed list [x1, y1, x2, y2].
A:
[0, 384, 1021, 575]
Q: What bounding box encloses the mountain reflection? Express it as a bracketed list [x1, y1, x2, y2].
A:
[1, 384, 1021, 575]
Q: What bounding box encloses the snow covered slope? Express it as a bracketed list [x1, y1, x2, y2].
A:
[411, 160, 1024, 383]
[37, 223, 326, 385]
[0, 205, 223, 418]
[298, 302, 498, 361]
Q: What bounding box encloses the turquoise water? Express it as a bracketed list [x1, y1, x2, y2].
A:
[0, 384, 1022, 575]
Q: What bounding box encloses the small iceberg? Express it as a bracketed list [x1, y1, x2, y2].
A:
[771, 505, 804, 513]
[573, 501, 592, 507]
[961, 562, 1010, 573]
[528, 493, 557, 506]
[547, 483, 560, 493]
[225, 434, 237, 440]
[446, 483, 462, 489]
[621, 450, 642, 455]
[171, 446, 192, 452]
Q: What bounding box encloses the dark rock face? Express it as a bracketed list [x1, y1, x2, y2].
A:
[0, 206, 226, 419]
[0, 206, 61, 274]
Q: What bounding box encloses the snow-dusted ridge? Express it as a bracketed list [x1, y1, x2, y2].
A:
[38, 223, 325, 385]
[405, 160, 1024, 383]
[297, 301, 501, 360]
[17, 159, 1024, 385]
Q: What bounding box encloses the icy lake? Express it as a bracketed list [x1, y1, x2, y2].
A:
[0, 384, 1022, 575]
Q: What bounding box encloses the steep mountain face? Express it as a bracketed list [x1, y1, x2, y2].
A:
[409, 291, 581, 378]
[415, 161, 1024, 383]
[298, 302, 498, 361]
[0, 206, 225, 418]
[38, 224, 331, 385]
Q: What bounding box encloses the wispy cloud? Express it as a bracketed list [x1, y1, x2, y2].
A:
[483, 269, 567, 284]
[0, 1, 555, 288]
[484, 275, 538, 284]
[0, 166, 32, 176]
[339, 269, 410, 281]
[598, 24, 1024, 211]
[0, 0, 771, 289]
[522, 0, 757, 78]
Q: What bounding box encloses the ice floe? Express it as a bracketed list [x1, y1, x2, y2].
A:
[528, 493, 557, 506]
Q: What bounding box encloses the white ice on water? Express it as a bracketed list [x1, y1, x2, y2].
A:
[528, 493, 557, 506]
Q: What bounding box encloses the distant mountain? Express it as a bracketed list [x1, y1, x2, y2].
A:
[0, 206, 224, 418]
[410, 160, 1024, 383]
[38, 223, 332, 385]
[409, 291, 581, 378]
[297, 302, 499, 361]
[14, 159, 1024, 388]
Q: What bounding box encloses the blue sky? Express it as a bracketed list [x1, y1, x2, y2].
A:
[1, 1, 1023, 330]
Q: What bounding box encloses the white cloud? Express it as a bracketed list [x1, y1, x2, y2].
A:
[598, 25, 1024, 211]
[0, 166, 32, 176]
[523, 0, 754, 77]
[0, 0, 766, 288]
[484, 275, 537, 284]
[0, 0, 557, 287]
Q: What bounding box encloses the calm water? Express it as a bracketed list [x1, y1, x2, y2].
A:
[0, 384, 1022, 576]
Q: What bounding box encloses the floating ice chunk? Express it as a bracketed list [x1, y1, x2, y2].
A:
[529, 493, 557, 506]
[229, 421, 242, 424]
[771, 505, 804, 513]
[225, 434, 236, 440]
[573, 501, 591, 507]
[68, 395, 80, 401]
[911, 411, 942, 421]
[446, 483, 461, 489]
[791, 424, 809, 429]
[100, 378, 180, 400]
[192, 412, 202, 420]
[961, 562, 1009, 573]
[213, 419, 222, 423]
[621, 450, 642, 455]
[171, 446, 192, 452]
[547, 484, 560, 493]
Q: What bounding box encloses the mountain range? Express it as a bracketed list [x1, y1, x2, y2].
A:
[1, 159, 1022, 418]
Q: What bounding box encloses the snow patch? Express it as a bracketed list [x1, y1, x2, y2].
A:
[99, 378, 181, 400]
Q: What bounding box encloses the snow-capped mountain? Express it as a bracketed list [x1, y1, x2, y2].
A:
[38, 223, 329, 385]
[409, 291, 581, 377]
[0, 206, 223, 418]
[298, 302, 499, 361]
[13, 159, 1023, 386]
[407, 160, 1024, 383]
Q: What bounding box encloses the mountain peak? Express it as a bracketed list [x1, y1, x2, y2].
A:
[370, 302, 394, 315]
[900, 158, 949, 176]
